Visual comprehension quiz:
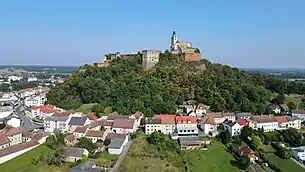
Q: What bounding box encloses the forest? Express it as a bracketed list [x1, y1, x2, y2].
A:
[46, 52, 305, 116]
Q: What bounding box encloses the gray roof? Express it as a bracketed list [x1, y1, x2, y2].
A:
[235, 113, 252, 118]
[45, 115, 69, 122]
[286, 116, 301, 121]
[69, 161, 103, 172]
[145, 117, 161, 124]
[64, 147, 87, 158]
[69, 117, 88, 126]
[107, 138, 125, 149]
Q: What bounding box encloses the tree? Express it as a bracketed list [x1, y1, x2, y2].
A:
[45, 133, 65, 149]
[276, 93, 285, 104]
[249, 135, 262, 150]
[76, 137, 97, 153]
[218, 130, 232, 144]
[104, 138, 111, 146]
[240, 127, 253, 141]
[46, 146, 65, 166]
[287, 101, 296, 110]
[238, 156, 250, 170]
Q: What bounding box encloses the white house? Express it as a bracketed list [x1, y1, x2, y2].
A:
[195, 104, 207, 117]
[200, 116, 217, 136]
[8, 76, 22, 82]
[73, 127, 88, 139]
[108, 138, 126, 155]
[292, 110, 305, 120]
[286, 116, 302, 129]
[24, 95, 46, 107]
[253, 115, 278, 132]
[112, 118, 136, 134]
[291, 146, 305, 161]
[175, 116, 198, 136]
[6, 115, 21, 128]
[31, 105, 57, 119]
[222, 120, 243, 136]
[44, 115, 71, 133]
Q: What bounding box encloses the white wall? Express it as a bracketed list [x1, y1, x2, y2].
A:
[108, 147, 123, 155]
[0, 144, 40, 164]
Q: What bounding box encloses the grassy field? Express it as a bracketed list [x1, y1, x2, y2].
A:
[119, 134, 184, 172]
[0, 145, 70, 172]
[184, 141, 241, 172]
[75, 103, 97, 113]
[266, 153, 304, 172]
[90, 151, 119, 168]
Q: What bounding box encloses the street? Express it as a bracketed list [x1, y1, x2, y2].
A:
[110, 140, 133, 172]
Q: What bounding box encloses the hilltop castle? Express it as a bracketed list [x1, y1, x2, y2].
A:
[94, 30, 201, 70]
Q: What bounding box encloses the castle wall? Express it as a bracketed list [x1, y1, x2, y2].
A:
[183, 52, 201, 62]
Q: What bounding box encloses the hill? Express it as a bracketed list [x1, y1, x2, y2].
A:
[46, 52, 305, 115]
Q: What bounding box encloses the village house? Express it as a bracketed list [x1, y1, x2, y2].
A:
[286, 116, 302, 129]
[175, 116, 198, 136]
[86, 120, 102, 131]
[64, 134, 78, 146]
[31, 104, 57, 119]
[129, 112, 144, 127]
[102, 120, 114, 131]
[275, 116, 289, 130]
[0, 126, 23, 149]
[291, 146, 305, 162]
[236, 118, 255, 129]
[205, 112, 235, 124]
[84, 130, 107, 143]
[44, 112, 72, 133]
[292, 109, 305, 120]
[68, 161, 103, 172]
[268, 104, 281, 114]
[64, 147, 89, 163]
[68, 117, 91, 133]
[107, 138, 126, 155]
[195, 104, 207, 117]
[73, 127, 88, 139]
[106, 112, 129, 122]
[112, 118, 137, 134]
[145, 114, 176, 135]
[253, 115, 278, 132]
[222, 120, 243, 136]
[200, 115, 217, 136]
[239, 146, 258, 162]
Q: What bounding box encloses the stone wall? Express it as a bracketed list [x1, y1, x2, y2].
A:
[183, 52, 201, 62]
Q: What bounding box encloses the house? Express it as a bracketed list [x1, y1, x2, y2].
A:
[286, 116, 302, 129]
[184, 105, 195, 114]
[69, 117, 91, 133]
[222, 112, 236, 122]
[129, 112, 144, 127]
[175, 116, 198, 136]
[145, 114, 176, 135]
[179, 136, 204, 150]
[195, 104, 207, 118]
[291, 146, 305, 161]
[107, 138, 126, 155]
[73, 127, 88, 139]
[86, 112, 97, 121]
[64, 135, 78, 146]
[268, 104, 281, 114]
[68, 161, 103, 172]
[84, 130, 107, 143]
[44, 115, 71, 133]
[205, 112, 235, 124]
[112, 118, 136, 134]
[235, 113, 252, 119]
[222, 120, 243, 136]
[239, 146, 258, 162]
[86, 121, 102, 131]
[237, 118, 255, 129]
[24, 95, 46, 107]
[0, 126, 23, 149]
[275, 116, 289, 130]
[31, 105, 57, 119]
[292, 109, 305, 120]
[106, 133, 128, 144]
[200, 115, 217, 136]
[102, 121, 113, 131]
[253, 115, 278, 132]
[64, 147, 89, 163]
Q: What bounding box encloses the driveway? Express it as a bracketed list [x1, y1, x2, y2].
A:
[110, 140, 133, 172]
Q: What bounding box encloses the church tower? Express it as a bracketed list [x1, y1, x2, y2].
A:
[170, 29, 178, 51]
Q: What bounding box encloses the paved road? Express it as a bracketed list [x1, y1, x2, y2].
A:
[14, 101, 43, 131]
[110, 140, 133, 172]
[291, 157, 305, 169]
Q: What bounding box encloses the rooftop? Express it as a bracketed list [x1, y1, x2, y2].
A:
[292, 109, 305, 114]
[175, 116, 196, 124]
[68, 161, 103, 172]
[85, 130, 105, 138]
[0, 106, 13, 113]
[201, 116, 216, 125]
[0, 140, 40, 157]
[286, 116, 301, 121]
[0, 125, 23, 136]
[235, 113, 252, 118]
[74, 127, 88, 134]
[65, 134, 77, 142]
[106, 133, 126, 141]
[253, 115, 277, 123]
[145, 118, 161, 124]
[45, 115, 69, 122]
[69, 117, 89, 126]
[112, 118, 135, 129]
[275, 116, 288, 123]
[107, 138, 125, 149]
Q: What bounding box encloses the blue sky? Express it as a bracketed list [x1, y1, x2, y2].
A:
[0, 0, 304, 68]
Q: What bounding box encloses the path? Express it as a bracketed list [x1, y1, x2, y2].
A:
[291, 158, 305, 169]
[110, 140, 133, 172]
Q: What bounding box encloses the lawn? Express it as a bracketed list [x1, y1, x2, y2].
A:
[184, 141, 241, 172]
[266, 153, 304, 172]
[0, 145, 70, 172]
[90, 151, 119, 168]
[75, 103, 97, 113]
[119, 134, 184, 172]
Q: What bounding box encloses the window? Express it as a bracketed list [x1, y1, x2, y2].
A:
[191, 130, 194, 132]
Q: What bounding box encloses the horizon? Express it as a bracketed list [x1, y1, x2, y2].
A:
[1, 1, 305, 68]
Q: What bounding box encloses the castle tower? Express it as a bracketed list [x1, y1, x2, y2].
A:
[170, 29, 178, 51]
[142, 50, 162, 70]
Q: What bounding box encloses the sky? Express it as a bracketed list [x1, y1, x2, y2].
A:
[0, 0, 305, 68]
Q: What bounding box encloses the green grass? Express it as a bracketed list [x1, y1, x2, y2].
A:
[184, 141, 241, 172]
[0, 145, 70, 172]
[90, 151, 119, 168]
[266, 153, 304, 172]
[119, 134, 184, 172]
[75, 103, 97, 113]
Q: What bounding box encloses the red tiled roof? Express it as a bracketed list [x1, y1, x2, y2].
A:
[0, 126, 23, 136]
[0, 135, 9, 145]
[87, 121, 101, 129]
[201, 116, 216, 125]
[22, 132, 35, 139]
[175, 116, 197, 124]
[154, 114, 176, 119]
[53, 110, 74, 117]
[87, 113, 97, 121]
[103, 121, 114, 127]
[253, 115, 277, 123]
[74, 127, 87, 134]
[106, 133, 126, 140]
[0, 140, 39, 157]
[85, 130, 105, 137]
[275, 116, 288, 124]
[112, 119, 135, 129]
[237, 119, 247, 126]
[196, 104, 206, 110]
